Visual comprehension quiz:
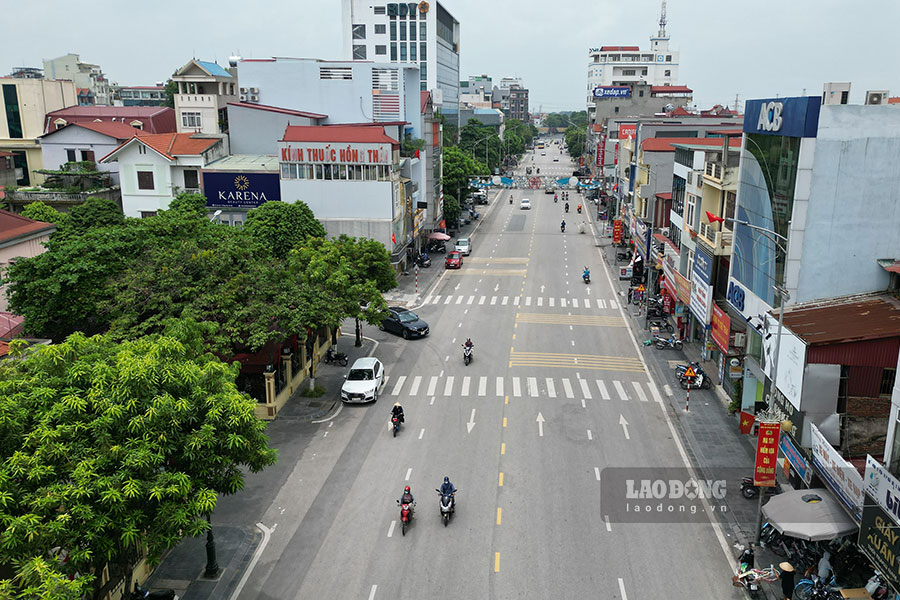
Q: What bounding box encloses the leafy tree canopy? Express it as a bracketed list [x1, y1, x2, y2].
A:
[68, 197, 125, 233]
[19, 202, 69, 228]
[243, 200, 326, 258]
[442, 146, 489, 205]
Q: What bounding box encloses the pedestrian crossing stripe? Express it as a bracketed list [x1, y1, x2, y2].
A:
[515, 313, 625, 327]
[425, 295, 620, 310]
[509, 350, 645, 372]
[385, 373, 654, 401]
[446, 269, 527, 276]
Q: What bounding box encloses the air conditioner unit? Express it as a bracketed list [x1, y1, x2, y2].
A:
[733, 333, 746, 348]
[249, 95, 259, 102]
[866, 90, 888, 105]
[661, 227, 670, 236]
[239, 87, 249, 94]
[249, 87, 259, 94]
[239, 94, 247, 101]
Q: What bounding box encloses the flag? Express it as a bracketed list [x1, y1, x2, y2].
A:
[414, 149, 420, 159]
[706, 211, 725, 224]
[392, 232, 396, 244]
[738, 411, 755, 435]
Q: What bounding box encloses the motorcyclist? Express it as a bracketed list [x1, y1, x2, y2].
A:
[561, 220, 566, 233]
[463, 338, 474, 351]
[391, 402, 405, 424]
[439, 476, 457, 509]
[565, 202, 569, 213]
[509, 195, 513, 204]
[400, 485, 415, 505]
[577, 203, 582, 213]
[554, 193, 558, 201]
[583, 266, 591, 281]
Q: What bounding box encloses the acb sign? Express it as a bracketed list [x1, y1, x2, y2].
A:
[756, 101, 783, 132]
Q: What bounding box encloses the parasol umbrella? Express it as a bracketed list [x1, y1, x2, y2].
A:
[761, 489, 857, 541]
[428, 232, 451, 241]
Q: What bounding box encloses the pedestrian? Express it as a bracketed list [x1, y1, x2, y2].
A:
[779, 561, 795, 599]
[627, 287, 633, 304]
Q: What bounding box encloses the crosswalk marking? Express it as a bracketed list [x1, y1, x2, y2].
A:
[496, 377, 504, 396]
[391, 375, 407, 396]
[478, 376, 487, 396]
[584, 298, 591, 308]
[560, 298, 567, 308]
[479, 296, 486, 305]
[409, 375, 422, 396]
[527, 377, 538, 397]
[456, 296, 464, 304]
[525, 296, 532, 306]
[579, 378, 592, 399]
[596, 299, 605, 309]
[538, 297, 543, 306]
[546, 378, 556, 398]
[649, 383, 663, 404]
[383, 375, 390, 386]
[550, 297, 555, 307]
[444, 376, 454, 396]
[632, 381, 649, 402]
[596, 380, 610, 400]
[502, 296, 509, 305]
[467, 295, 475, 305]
[491, 296, 498, 305]
[444, 296, 452, 304]
[432, 295, 441, 304]
[610, 300, 618, 309]
[461, 376, 471, 396]
[513, 296, 520, 306]
[613, 380, 629, 401]
[562, 378, 574, 398]
[572, 298, 579, 308]
[512, 377, 521, 397]
[426, 376, 438, 396]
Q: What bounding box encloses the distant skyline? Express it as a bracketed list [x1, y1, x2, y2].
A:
[2, 0, 898, 113]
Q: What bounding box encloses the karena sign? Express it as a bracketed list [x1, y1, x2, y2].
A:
[280, 142, 392, 165]
[202, 171, 280, 208]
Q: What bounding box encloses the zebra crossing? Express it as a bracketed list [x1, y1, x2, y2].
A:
[381, 374, 659, 402]
[424, 295, 618, 310]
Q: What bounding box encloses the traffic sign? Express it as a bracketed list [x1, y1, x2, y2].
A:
[683, 367, 697, 379]
[637, 285, 645, 292]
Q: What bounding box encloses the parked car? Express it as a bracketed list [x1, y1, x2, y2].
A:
[445, 251, 463, 269]
[553, 157, 559, 162]
[340, 357, 385, 403]
[455, 237, 471, 255]
[520, 198, 531, 210]
[544, 187, 555, 194]
[380, 307, 429, 339]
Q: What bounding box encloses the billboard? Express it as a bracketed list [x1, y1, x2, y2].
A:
[618, 124, 637, 140]
[743, 96, 821, 138]
[202, 172, 280, 208]
[593, 86, 631, 99]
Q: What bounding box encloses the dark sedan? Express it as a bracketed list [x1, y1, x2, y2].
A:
[380, 307, 429, 339]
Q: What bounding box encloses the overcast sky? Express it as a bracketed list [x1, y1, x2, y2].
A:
[4, 0, 898, 112]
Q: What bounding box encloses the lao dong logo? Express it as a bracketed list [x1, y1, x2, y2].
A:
[626, 478, 727, 500]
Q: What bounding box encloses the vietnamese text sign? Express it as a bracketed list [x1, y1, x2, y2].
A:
[865, 455, 900, 526]
[711, 305, 730, 353]
[618, 124, 637, 140]
[754, 423, 780, 487]
[779, 434, 812, 484]
[811, 423, 863, 522]
[858, 495, 900, 593]
[594, 86, 632, 99]
[280, 142, 392, 165]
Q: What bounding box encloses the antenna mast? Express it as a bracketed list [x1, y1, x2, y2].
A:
[658, 1, 668, 37]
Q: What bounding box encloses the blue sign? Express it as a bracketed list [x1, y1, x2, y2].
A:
[202, 172, 280, 208]
[593, 86, 631, 99]
[743, 96, 820, 138]
[779, 434, 811, 484]
[692, 249, 713, 286]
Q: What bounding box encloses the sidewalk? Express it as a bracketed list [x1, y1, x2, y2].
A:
[598, 236, 785, 599]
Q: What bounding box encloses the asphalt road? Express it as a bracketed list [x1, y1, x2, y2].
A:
[238, 138, 745, 600]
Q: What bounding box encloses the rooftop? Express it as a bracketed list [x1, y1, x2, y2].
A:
[46, 105, 172, 118]
[204, 154, 280, 171]
[598, 46, 641, 52]
[0, 209, 55, 246]
[281, 125, 398, 144]
[196, 60, 232, 78]
[780, 294, 900, 345]
[651, 85, 693, 94]
[642, 137, 741, 152]
[41, 121, 146, 140]
[227, 102, 327, 119]
[101, 132, 222, 162]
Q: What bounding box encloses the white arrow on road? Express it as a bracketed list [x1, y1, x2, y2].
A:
[536, 412, 545, 437]
[619, 415, 630, 440]
[467, 409, 476, 433]
[455, 283, 461, 291]
[540, 285, 545, 293]
[494, 283, 499, 292]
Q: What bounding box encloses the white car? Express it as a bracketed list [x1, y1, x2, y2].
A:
[455, 237, 471, 256]
[520, 198, 531, 210]
[341, 357, 385, 403]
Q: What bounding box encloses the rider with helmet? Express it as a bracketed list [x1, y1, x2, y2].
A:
[400, 485, 415, 505]
[391, 402, 405, 424]
[439, 477, 457, 509]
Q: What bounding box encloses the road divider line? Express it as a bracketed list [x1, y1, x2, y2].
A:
[501, 443, 505, 455]
[618, 578, 628, 600]
[498, 472, 504, 486]
[494, 552, 500, 573]
[387, 521, 395, 538]
[594, 467, 601, 481]
[497, 507, 502, 525]
[418, 428, 424, 439]
[587, 429, 593, 440]
[503, 417, 507, 428]
[581, 398, 586, 408]
[405, 468, 412, 481]
[604, 515, 612, 532]
[369, 584, 378, 600]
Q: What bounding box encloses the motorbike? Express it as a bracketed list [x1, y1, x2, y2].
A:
[674, 361, 702, 376]
[732, 547, 761, 599]
[462, 344, 474, 366]
[132, 584, 179, 600]
[564, 203, 569, 213]
[655, 336, 684, 351]
[324, 347, 349, 367]
[436, 488, 458, 526]
[582, 269, 591, 284]
[648, 318, 674, 332]
[577, 205, 582, 214]
[561, 222, 566, 233]
[391, 413, 403, 437]
[616, 249, 633, 262]
[509, 196, 513, 204]
[680, 370, 711, 389]
[397, 499, 416, 535]
[416, 253, 431, 268]
[427, 240, 446, 254]
[741, 476, 782, 499]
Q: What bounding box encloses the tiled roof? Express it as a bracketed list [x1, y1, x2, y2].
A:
[655, 192, 673, 199]
[889, 97, 900, 104]
[651, 85, 693, 94]
[781, 294, 900, 345]
[0, 150, 14, 157]
[0, 209, 55, 244]
[420, 91, 431, 114]
[281, 125, 398, 144]
[41, 121, 145, 141]
[670, 106, 694, 116]
[641, 137, 741, 152]
[227, 102, 327, 119]
[197, 60, 232, 78]
[46, 105, 171, 118]
[101, 133, 221, 162]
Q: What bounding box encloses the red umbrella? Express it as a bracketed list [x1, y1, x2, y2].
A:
[428, 232, 451, 241]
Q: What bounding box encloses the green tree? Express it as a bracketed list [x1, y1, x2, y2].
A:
[163, 78, 178, 109]
[165, 191, 209, 218]
[565, 128, 587, 159]
[442, 192, 461, 228]
[442, 146, 488, 207]
[19, 201, 67, 226]
[459, 119, 503, 171]
[68, 197, 125, 232]
[244, 200, 326, 257]
[0, 325, 277, 599]
[436, 110, 457, 147]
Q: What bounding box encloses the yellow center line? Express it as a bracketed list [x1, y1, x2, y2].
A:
[503, 417, 507, 428]
[501, 442, 506, 454]
[499, 472, 504, 486]
[497, 507, 502, 525]
[494, 552, 500, 572]
[505, 395, 509, 405]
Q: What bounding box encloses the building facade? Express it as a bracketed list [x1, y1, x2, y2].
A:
[44, 105, 176, 135]
[508, 86, 529, 122]
[39, 121, 144, 185]
[0, 78, 77, 185]
[341, 0, 460, 115]
[0, 210, 56, 312]
[42, 53, 110, 106]
[172, 60, 238, 135]
[112, 85, 167, 107]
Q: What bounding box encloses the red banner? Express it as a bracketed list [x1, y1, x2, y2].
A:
[662, 291, 674, 313]
[619, 124, 637, 140]
[711, 305, 730, 353]
[613, 220, 623, 244]
[754, 423, 781, 487]
[739, 411, 755, 435]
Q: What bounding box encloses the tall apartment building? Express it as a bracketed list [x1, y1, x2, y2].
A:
[586, 2, 679, 107]
[42, 53, 110, 105]
[341, 0, 460, 116]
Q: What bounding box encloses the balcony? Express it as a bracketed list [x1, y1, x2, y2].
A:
[697, 222, 733, 256]
[703, 161, 737, 189]
[175, 94, 218, 108]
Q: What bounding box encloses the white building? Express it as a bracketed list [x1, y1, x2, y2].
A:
[101, 132, 227, 217]
[39, 121, 144, 185]
[341, 0, 460, 115]
[585, 3, 680, 106]
[172, 59, 238, 135]
[42, 53, 110, 105]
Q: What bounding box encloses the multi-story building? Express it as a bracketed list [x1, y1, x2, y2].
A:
[42, 53, 110, 106]
[459, 75, 492, 109]
[508, 86, 529, 122]
[39, 121, 145, 185]
[112, 85, 168, 107]
[44, 105, 176, 134]
[172, 59, 238, 135]
[341, 0, 460, 116]
[585, 2, 679, 107]
[0, 77, 77, 185]
[7, 67, 42, 79]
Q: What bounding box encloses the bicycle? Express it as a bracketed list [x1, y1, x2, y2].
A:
[793, 574, 840, 600]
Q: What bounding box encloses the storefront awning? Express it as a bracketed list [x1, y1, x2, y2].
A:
[761, 489, 858, 541]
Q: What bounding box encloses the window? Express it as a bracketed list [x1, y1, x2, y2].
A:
[685, 194, 696, 227]
[410, 43, 417, 61]
[137, 170, 154, 190]
[281, 163, 291, 179]
[882, 369, 897, 396]
[138, 144, 147, 155]
[638, 90, 644, 97]
[665, 69, 671, 77]
[400, 44, 407, 61]
[2, 84, 22, 139]
[66, 149, 77, 162]
[420, 42, 427, 60]
[623, 69, 636, 76]
[390, 21, 396, 40]
[420, 63, 427, 80]
[841, 91, 849, 104]
[390, 43, 397, 60]
[374, 5, 386, 14]
[140, 211, 157, 219]
[666, 55, 672, 62]
[353, 45, 367, 60]
[375, 24, 386, 34]
[314, 164, 324, 179]
[421, 81, 427, 91]
[183, 169, 199, 189]
[420, 22, 426, 40]
[375, 45, 387, 55]
[130, 120, 144, 130]
[81, 150, 95, 163]
[399, 22, 406, 41]
[182, 111, 201, 128]
[352, 24, 366, 40]
[614, 106, 619, 114]
[409, 21, 416, 40]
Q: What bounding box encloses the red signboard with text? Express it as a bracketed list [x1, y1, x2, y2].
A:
[711, 305, 731, 353]
[618, 124, 637, 140]
[613, 220, 623, 244]
[754, 423, 781, 487]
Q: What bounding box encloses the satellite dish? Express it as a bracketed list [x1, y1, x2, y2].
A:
[571, 177, 579, 186]
[664, 103, 675, 112]
[492, 176, 501, 185]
